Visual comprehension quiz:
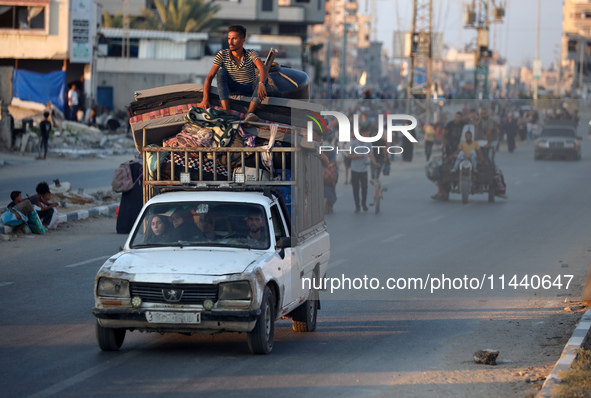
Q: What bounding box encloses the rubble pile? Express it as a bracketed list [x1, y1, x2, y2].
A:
[12, 111, 137, 158]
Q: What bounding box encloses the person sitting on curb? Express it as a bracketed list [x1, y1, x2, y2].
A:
[198, 25, 268, 122]
[450, 131, 483, 173]
[28, 182, 59, 229]
[1, 191, 28, 230]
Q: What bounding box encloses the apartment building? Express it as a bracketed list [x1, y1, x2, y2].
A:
[308, 0, 383, 97]
[562, 0, 591, 94]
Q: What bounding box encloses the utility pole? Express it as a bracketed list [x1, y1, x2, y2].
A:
[533, 0, 541, 101]
[339, 0, 348, 99]
[326, 0, 334, 99]
[406, 0, 433, 124]
[464, 0, 505, 100]
[122, 0, 130, 71]
[579, 36, 585, 92]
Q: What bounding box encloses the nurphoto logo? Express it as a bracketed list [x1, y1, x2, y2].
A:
[306, 111, 418, 155]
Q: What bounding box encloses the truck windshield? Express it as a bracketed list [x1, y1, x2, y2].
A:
[129, 202, 270, 250]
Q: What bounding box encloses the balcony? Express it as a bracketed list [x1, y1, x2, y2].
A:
[278, 6, 305, 22]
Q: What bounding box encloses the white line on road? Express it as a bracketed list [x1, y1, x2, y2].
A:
[382, 233, 405, 243]
[429, 215, 446, 222]
[27, 350, 143, 398]
[0, 282, 15, 287]
[64, 255, 111, 268]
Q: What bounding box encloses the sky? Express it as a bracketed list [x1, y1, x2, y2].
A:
[372, 0, 563, 68]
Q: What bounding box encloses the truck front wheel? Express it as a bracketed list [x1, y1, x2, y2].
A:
[96, 320, 125, 351]
[292, 288, 318, 332]
[247, 286, 275, 354]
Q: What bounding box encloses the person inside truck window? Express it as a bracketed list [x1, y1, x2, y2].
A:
[198, 25, 268, 122]
[244, 209, 268, 245]
[170, 208, 200, 241]
[144, 214, 171, 244]
[196, 212, 217, 240]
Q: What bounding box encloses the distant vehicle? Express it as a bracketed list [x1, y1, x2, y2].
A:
[534, 126, 582, 161]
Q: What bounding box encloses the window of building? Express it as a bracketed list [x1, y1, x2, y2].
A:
[295, 0, 310, 3]
[0, 2, 48, 32]
[568, 40, 578, 53]
[98, 36, 140, 58]
[260, 26, 272, 34]
[262, 0, 273, 12]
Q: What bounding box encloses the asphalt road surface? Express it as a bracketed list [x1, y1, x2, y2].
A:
[0, 154, 134, 205]
[1, 138, 590, 397]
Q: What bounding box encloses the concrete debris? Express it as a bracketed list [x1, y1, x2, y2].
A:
[564, 305, 586, 312]
[57, 191, 95, 205]
[473, 349, 499, 365]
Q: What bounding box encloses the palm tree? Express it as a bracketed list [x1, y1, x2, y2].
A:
[138, 0, 221, 33]
[102, 11, 123, 29]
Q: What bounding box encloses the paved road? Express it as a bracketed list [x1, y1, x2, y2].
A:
[1, 138, 590, 397]
[0, 153, 135, 204]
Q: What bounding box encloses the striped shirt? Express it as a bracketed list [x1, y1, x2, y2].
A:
[213, 49, 259, 84]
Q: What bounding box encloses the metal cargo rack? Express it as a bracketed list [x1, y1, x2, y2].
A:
[141, 125, 298, 202]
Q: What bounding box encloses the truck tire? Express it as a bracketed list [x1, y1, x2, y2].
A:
[96, 320, 125, 351]
[488, 184, 495, 203]
[292, 288, 318, 332]
[247, 286, 275, 355]
[461, 177, 470, 204]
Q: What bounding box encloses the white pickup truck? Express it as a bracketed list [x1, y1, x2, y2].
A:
[92, 82, 330, 353]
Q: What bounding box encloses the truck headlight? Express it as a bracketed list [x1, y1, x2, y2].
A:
[97, 278, 130, 298]
[219, 281, 252, 301]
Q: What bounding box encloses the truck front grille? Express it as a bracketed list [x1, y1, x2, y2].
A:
[130, 282, 218, 305]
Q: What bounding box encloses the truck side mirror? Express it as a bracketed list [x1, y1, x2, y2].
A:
[277, 237, 293, 249]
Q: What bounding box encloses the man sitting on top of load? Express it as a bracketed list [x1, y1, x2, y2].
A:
[198, 25, 268, 123]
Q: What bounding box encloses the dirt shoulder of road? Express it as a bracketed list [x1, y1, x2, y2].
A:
[436, 298, 586, 397]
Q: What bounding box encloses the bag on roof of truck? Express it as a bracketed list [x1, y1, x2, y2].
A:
[112, 161, 142, 193]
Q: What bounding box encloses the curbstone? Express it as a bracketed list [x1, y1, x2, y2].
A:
[0, 203, 118, 235]
[537, 309, 591, 397]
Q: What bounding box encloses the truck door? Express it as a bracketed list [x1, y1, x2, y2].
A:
[270, 204, 300, 315]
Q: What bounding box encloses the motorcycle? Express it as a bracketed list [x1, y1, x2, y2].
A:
[429, 156, 505, 204]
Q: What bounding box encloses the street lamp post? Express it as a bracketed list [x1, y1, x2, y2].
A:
[533, 0, 541, 102]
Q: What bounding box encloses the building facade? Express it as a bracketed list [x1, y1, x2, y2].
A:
[562, 0, 591, 95]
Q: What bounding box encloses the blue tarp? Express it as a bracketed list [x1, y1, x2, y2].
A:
[13, 69, 66, 112]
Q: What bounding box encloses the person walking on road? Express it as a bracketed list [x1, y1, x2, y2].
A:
[423, 123, 435, 161]
[502, 112, 518, 153]
[349, 128, 370, 213]
[37, 111, 52, 160]
[67, 84, 79, 121]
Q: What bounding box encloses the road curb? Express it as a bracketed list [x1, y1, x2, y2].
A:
[0, 203, 118, 235]
[538, 308, 591, 397]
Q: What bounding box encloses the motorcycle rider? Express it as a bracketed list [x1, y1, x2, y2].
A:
[450, 131, 483, 173]
[442, 112, 465, 158]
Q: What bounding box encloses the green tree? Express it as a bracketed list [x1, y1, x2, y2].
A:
[102, 11, 123, 28]
[138, 0, 221, 33]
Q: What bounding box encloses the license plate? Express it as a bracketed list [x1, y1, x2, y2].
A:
[145, 311, 201, 324]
